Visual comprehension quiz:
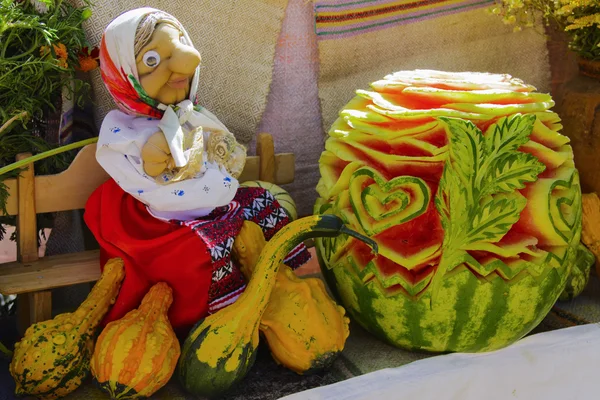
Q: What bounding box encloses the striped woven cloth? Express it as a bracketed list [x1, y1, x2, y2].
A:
[314, 0, 494, 40]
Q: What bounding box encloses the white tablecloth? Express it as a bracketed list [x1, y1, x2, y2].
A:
[282, 323, 600, 400]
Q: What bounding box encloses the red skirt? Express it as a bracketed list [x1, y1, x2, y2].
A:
[84, 179, 310, 335]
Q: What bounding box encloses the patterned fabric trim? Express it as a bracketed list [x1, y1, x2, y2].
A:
[179, 187, 311, 314]
[285, 242, 312, 268]
[314, 0, 494, 39]
[208, 284, 247, 314]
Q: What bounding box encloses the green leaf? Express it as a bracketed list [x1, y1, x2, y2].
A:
[431, 114, 545, 307]
[439, 117, 486, 192]
[484, 114, 536, 160]
[480, 152, 546, 197]
[435, 162, 467, 234]
[434, 163, 452, 229]
[466, 193, 527, 244]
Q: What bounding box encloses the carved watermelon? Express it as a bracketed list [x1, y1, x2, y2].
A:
[315, 70, 582, 353]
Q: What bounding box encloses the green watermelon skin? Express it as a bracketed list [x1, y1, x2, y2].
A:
[558, 244, 595, 302]
[315, 71, 582, 353]
[317, 237, 575, 353]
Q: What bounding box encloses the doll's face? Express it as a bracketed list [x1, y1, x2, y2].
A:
[136, 23, 201, 105]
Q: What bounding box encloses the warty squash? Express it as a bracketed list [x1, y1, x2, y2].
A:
[232, 220, 350, 374]
[91, 282, 180, 399]
[9, 258, 125, 399]
[178, 214, 377, 398]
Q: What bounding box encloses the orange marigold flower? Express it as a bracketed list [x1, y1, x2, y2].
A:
[76, 46, 100, 72]
[53, 43, 68, 60]
[77, 56, 98, 72]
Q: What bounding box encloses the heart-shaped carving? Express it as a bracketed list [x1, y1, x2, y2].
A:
[519, 167, 581, 247]
[349, 166, 430, 236]
[549, 168, 581, 243]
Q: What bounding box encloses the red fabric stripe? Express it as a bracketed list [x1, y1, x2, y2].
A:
[284, 243, 306, 262]
[315, 0, 450, 23]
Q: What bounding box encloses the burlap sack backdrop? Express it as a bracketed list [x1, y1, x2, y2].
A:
[77, 0, 289, 145]
[315, 0, 552, 133]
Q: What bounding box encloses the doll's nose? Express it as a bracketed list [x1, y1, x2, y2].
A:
[169, 46, 201, 75]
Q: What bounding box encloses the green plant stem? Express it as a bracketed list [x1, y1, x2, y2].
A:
[0, 137, 98, 177]
[0, 111, 28, 138]
[4, 39, 40, 61]
[0, 30, 15, 58]
[0, 60, 59, 83]
[0, 340, 12, 359]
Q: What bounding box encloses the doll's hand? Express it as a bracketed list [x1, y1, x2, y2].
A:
[141, 131, 175, 177]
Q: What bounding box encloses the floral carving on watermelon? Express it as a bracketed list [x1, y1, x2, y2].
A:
[316, 70, 582, 352]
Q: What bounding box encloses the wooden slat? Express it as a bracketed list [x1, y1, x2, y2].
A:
[34, 144, 109, 215]
[2, 143, 296, 216]
[237, 156, 259, 184]
[28, 292, 52, 323]
[14, 153, 50, 329]
[257, 132, 275, 183]
[16, 154, 38, 263]
[275, 153, 295, 184]
[0, 250, 101, 295]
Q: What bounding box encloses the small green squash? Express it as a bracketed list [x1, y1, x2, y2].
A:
[177, 214, 377, 398]
[9, 258, 125, 399]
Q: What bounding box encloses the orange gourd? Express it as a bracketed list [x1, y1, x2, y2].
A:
[91, 282, 180, 399]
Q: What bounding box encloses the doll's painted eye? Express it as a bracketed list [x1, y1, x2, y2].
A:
[143, 50, 160, 68]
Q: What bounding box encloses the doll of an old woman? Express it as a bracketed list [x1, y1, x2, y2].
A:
[84, 8, 309, 334]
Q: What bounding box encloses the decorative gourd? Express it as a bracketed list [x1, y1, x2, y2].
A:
[178, 215, 377, 398]
[559, 244, 595, 301]
[232, 220, 350, 374]
[90, 282, 180, 399]
[240, 180, 298, 221]
[581, 192, 600, 278]
[9, 258, 125, 399]
[315, 70, 582, 353]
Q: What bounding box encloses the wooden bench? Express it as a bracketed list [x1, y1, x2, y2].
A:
[0, 133, 294, 330]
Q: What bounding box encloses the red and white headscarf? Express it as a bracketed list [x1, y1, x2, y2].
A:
[96, 7, 243, 220]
